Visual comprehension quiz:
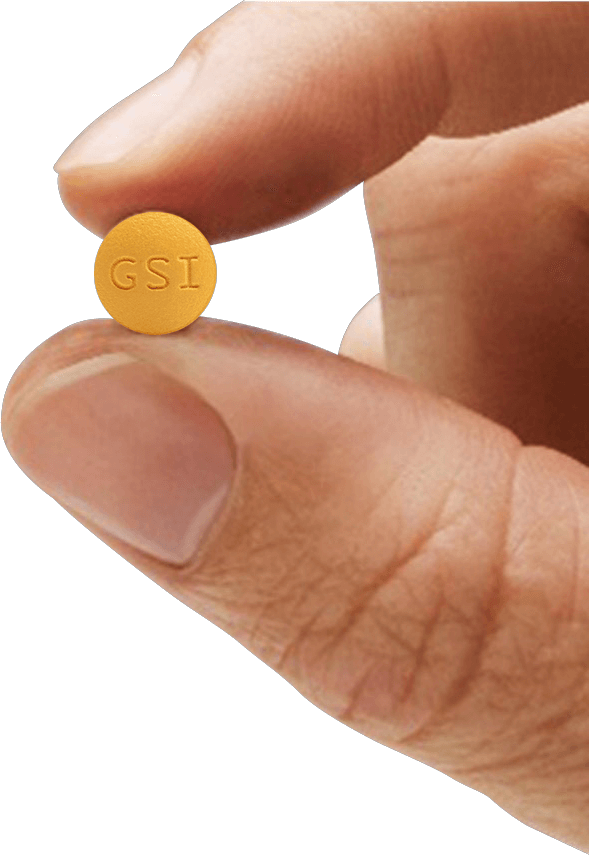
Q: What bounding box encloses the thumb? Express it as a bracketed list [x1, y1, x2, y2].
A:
[4, 318, 589, 850]
[53, 1, 589, 241]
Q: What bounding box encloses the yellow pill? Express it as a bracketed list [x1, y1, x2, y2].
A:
[94, 211, 217, 335]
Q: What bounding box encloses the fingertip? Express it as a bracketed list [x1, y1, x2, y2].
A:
[56, 169, 110, 237]
[1, 319, 128, 444]
[339, 294, 386, 371]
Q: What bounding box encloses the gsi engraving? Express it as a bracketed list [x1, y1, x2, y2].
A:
[110, 256, 200, 290]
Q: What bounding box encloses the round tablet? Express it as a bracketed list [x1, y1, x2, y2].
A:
[94, 211, 217, 335]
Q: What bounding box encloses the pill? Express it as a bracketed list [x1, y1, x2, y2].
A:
[94, 211, 217, 335]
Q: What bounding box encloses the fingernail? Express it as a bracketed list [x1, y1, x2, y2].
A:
[8, 355, 236, 565]
[53, 54, 201, 173]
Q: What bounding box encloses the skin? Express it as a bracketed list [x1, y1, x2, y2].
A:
[5, 2, 589, 849]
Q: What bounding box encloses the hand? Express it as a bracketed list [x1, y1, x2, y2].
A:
[5, 2, 589, 849]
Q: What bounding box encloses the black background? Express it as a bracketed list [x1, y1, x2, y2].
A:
[3, 3, 573, 853]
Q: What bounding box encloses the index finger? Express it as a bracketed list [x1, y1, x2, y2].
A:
[54, 1, 589, 242]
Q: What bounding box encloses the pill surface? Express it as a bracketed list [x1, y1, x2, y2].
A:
[94, 211, 217, 335]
